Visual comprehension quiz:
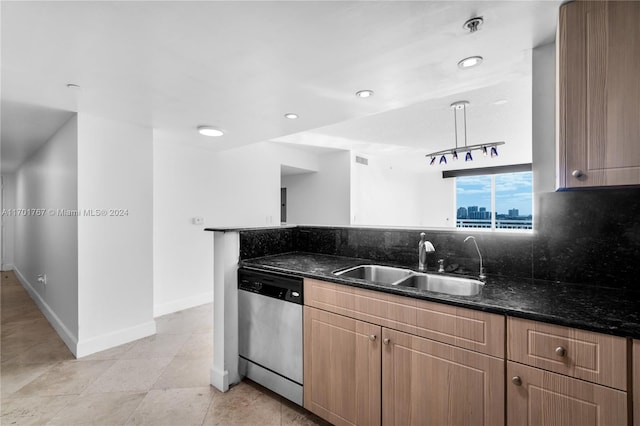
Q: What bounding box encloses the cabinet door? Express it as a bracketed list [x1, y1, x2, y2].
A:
[382, 328, 504, 426]
[507, 362, 627, 426]
[303, 307, 381, 426]
[634, 340, 639, 426]
[558, 1, 640, 188]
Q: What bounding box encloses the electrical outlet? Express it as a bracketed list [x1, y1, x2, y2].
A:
[37, 273, 47, 285]
[192, 217, 204, 225]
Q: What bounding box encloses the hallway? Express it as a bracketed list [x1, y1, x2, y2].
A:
[0, 271, 326, 425]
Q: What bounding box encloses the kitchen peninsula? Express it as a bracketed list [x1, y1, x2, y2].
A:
[207, 221, 640, 426]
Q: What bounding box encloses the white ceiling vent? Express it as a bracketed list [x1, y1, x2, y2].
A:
[355, 155, 369, 166]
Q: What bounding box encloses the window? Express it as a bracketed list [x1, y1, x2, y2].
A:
[455, 171, 533, 230]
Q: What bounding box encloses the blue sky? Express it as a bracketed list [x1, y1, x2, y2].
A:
[456, 172, 532, 216]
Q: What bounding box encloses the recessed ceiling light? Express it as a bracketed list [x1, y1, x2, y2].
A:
[284, 113, 299, 119]
[494, 99, 508, 105]
[197, 126, 224, 137]
[457, 56, 483, 69]
[66, 83, 82, 90]
[355, 90, 374, 98]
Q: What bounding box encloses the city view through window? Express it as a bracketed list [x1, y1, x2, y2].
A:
[456, 172, 533, 230]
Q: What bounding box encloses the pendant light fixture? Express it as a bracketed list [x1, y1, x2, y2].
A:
[426, 100, 504, 166]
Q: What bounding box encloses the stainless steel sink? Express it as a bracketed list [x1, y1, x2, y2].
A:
[394, 273, 484, 296]
[334, 265, 413, 285]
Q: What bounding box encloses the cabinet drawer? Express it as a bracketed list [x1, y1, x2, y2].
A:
[507, 317, 627, 390]
[304, 278, 505, 357]
[507, 361, 627, 426]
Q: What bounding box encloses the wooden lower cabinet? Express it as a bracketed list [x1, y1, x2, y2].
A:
[382, 328, 504, 426]
[303, 306, 505, 426]
[507, 317, 627, 390]
[507, 361, 627, 426]
[634, 340, 639, 426]
[303, 307, 381, 426]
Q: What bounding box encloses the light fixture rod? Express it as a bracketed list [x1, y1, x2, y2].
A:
[463, 102, 468, 148]
[428, 100, 504, 165]
[453, 107, 458, 149]
[425, 141, 505, 158]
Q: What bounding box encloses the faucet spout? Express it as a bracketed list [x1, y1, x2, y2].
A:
[419, 232, 435, 271]
[464, 236, 486, 280]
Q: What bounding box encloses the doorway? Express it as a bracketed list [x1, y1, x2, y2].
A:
[280, 188, 287, 223]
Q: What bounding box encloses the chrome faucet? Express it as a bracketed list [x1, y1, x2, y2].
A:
[418, 233, 435, 271]
[464, 236, 486, 280]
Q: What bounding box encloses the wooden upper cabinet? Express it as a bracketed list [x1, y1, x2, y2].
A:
[303, 306, 381, 426]
[558, 0, 640, 188]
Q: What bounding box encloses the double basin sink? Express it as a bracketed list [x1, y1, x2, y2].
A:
[334, 264, 483, 296]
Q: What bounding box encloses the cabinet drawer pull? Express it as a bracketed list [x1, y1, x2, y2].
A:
[369, 334, 377, 342]
[383, 338, 391, 345]
[571, 169, 584, 178]
[555, 346, 567, 357]
[512, 376, 522, 386]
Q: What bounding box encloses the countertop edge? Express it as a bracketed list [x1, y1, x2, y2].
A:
[205, 225, 297, 232]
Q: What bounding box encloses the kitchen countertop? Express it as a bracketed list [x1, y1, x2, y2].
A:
[241, 252, 640, 339]
[205, 225, 297, 233]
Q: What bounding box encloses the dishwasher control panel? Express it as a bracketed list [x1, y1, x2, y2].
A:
[238, 268, 303, 305]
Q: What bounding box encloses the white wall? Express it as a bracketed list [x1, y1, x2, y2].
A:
[153, 138, 318, 316]
[13, 115, 79, 348]
[277, 144, 320, 175]
[281, 150, 351, 225]
[350, 155, 455, 228]
[212, 142, 282, 227]
[1, 173, 17, 270]
[532, 42, 556, 194]
[419, 171, 456, 228]
[153, 135, 217, 316]
[76, 113, 155, 356]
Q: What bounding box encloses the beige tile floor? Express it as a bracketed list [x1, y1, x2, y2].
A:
[1, 271, 329, 426]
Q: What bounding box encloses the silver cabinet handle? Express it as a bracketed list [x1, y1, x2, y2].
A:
[572, 169, 584, 178]
[369, 334, 377, 342]
[383, 338, 391, 345]
[555, 346, 567, 357]
[512, 376, 522, 386]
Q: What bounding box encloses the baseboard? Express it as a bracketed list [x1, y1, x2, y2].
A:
[75, 320, 156, 358]
[14, 266, 157, 358]
[1, 263, 14, 271]
[210, 365, 229, 392]
[13, 266, 79, 356]
[154, 291, 213, 317]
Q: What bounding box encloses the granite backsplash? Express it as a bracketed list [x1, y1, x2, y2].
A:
[239, 227, 297, 260]
[533, 187, 640, 287]
[240, 188, 640, 290]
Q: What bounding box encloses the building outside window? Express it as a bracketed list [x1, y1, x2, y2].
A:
[455, 171, 532, 230]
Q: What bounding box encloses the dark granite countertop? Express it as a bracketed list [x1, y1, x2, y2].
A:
[241, 252, 640, 340]
[205, 225, 297, 233]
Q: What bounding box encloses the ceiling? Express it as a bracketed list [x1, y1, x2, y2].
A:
[1, 1, 562, 174]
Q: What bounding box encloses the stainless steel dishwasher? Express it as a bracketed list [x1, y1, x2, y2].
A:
[238, 268, 303, 405]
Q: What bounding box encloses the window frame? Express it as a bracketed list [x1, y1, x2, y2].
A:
[447, 164, 534, 233]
